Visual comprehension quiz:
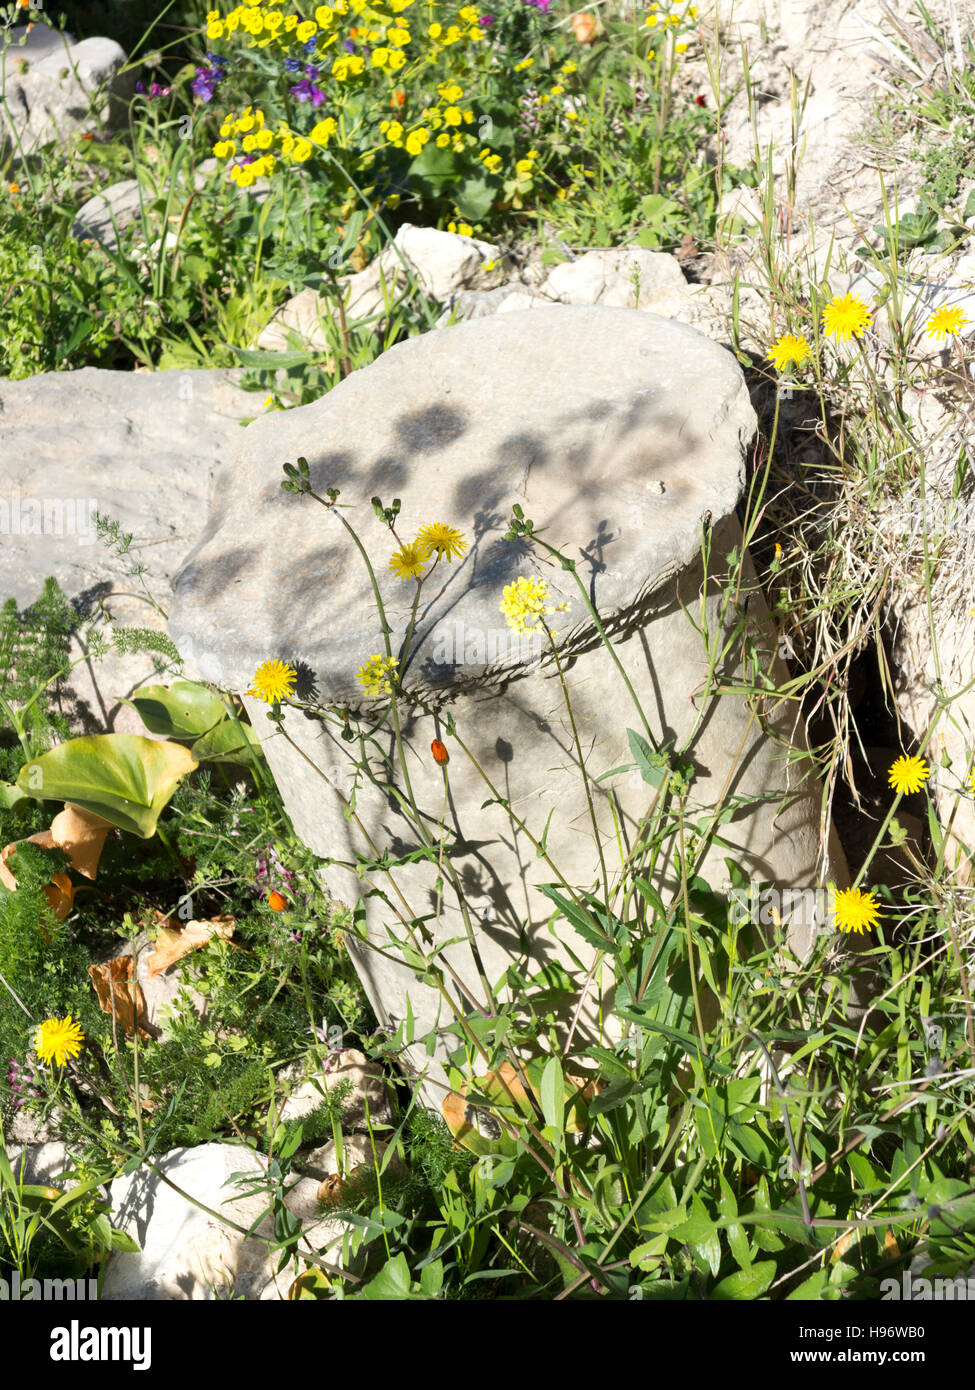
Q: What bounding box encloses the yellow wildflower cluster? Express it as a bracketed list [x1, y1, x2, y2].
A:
[212, 106, 317, 183]
[207, 0, 484, 63]
[356, 653, 399, 699]
[206, 1, 398, 49]
[427, 4, 485, 47]
[644, 0, 698, 31]
[381, 77, 480, 156]
[500, 576, 567, 635]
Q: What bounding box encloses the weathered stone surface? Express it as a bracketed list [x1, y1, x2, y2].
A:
[172, 308, 753, 696]
[437, 285, 547, 326]
[0, 367, 254, 732]
[101, 1143, 345, 1300]
[255, 286, 341, 355]
[4, 1140, 72, 1187]
[70, 178, 142, 250]
[539, 246, 690, 310]
[256, 224, 505, 350]
[278, 1049, 390, 1129]
[0, 25, 132, 154]
[394, 222, 506, 299]
[894, 594, 975, 875]
[301, 1134, 378, 1179]
[170, 306, 843, 1093]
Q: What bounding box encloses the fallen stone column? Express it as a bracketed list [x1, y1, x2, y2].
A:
[170, 306, 846, 1096]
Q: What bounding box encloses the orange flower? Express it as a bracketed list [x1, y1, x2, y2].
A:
[17, 0, 30, 9]
[430, 738, 449, 765]
[571, 12, 598, 42]
[81, 132, 93, 140]
[7, 183, 20, 195]
[268, 890, 287, 911]
[391, 90, 406, 107]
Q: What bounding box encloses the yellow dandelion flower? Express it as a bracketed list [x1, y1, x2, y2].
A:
[34, 1015, 85, 1066]
[925, 305, 970, 341]
[888, 754, 929, 796]
[822, 293, 873, 343]
[830, 885, 880, 935]
[768, 333, 811, 372]
[389, 542, 428, 581]
[248, 659, 297, 704]
[416, 522, 468, 562]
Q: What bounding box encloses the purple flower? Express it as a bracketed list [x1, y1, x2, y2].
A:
[479, 13, 495, 23]
[290, 78, 327, 106]
[304, 36, 319, 51]
[283, 57, 302, 72]
[342, 38, 356, 52]
[191, 61, 226, 102]
[7, 1057, 41, 1110]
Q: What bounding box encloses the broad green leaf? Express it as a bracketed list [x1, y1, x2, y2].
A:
[118, 680, 228, 740]
[627, 728, 669, 787]
[455, 173, 497, 222]
[0, 782, 28, 810]
[711, 1260, 776, 1300]
[17, 735, 197, 837]
[539, 1055, 565, 1136]
[361, 1253, 413, 1300]
[673, 1197, 723, 1278]
[786, 1270, 829, 1299]
[190, 717, 264, 765]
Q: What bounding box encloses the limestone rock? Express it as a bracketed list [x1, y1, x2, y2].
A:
[171, 307, 754, 698]
[278, 1049, 390, 1130]
[394, 223, 506, 300]
[539, 246, 689, 310]
[170, 306, 843, 1093]
[0, 367, 254, 733]
[894, 594, 975, 875]
[3, 1140, 72, 1187]
[301, 1134, 378, 1179]
[101, 1143, 347, 1300]
[71, 178, 142, 251]
[0, 25, 132, 155]
[436, 285, 547, 326]
[256, 224, 505, 351]
[255, 286, 340, 356]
